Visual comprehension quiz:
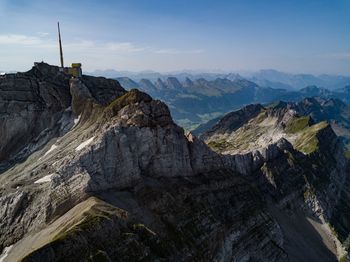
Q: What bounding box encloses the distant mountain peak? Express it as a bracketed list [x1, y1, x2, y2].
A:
[166, 76, 182, 89]
[183, 77, 194, 87]
[155, 78, 166, 89]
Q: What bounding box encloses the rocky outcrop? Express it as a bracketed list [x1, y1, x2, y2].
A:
[0, 63, 126, 172]
[201, 104, 264, 140]
[0, 63, 71, 169]
[202, 99, 350, 260]
[81, 75, 125, 105]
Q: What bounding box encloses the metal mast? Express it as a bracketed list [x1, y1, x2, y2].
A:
[57, 22, 64, 68]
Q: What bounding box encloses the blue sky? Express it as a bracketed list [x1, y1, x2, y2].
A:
[0, 0, 349, 74]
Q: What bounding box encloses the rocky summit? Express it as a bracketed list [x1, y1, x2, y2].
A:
[0, 63, 350, 262]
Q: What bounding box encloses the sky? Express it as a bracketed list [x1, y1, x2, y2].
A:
[0, 0, 349, 74]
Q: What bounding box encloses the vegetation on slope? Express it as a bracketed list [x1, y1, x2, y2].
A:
[206, 110, 330, 156]
[207, 139, 232, 152]
[345, 151, 350, 158]
[285, 116, 311, 134]
[293, 121, 328, 154]
[104, 88, 152, 116]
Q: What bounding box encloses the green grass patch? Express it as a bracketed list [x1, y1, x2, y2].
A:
[293, 121, 328, 154]
[207, 139, 230, 151]
[283, 115, 329, 154]
[339, 255, 347, 262]
[254, 111, 268, 123]
[345, 151, 350, 159]
[285, 116, 311, 134]
[104, 89, 151, 116]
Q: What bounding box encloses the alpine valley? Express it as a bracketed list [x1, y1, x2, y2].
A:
[115, 74, 350, 132]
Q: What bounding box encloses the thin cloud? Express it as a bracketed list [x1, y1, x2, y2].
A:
[321, 52, 350, 60]
[0, 34, 43, 45]
[0, 33, 209, 73]
[105, 42, 146, 53]
[37, 32, 50, 37]
[153, 48, 204, 54]
[0, 33, 204, 60]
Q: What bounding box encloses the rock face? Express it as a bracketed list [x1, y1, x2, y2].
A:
[14, 174, 287, 262]
[0, 63, 71, 167]
[202, 100, 350, 260]
[0, 63, 125, 171]
[0, 63, 349, 262]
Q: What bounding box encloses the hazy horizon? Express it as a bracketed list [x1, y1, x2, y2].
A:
[2, 66, 349, 78]
[0, 0, 349, 74]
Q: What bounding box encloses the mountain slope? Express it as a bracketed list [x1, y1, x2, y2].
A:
[202, 100, 350, 260]
[199, 97, 350, 150]
[0, 63, 349, 261]
[202, 104, 329, 155]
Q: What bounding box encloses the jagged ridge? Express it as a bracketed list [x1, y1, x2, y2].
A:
[0, 64, 349, 262]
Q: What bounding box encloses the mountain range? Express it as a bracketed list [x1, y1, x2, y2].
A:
[89, 69, 350, 91]
[246, 69, 350, 90]
[0, 63, 350, 261]
[116, 75, 350, 131]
